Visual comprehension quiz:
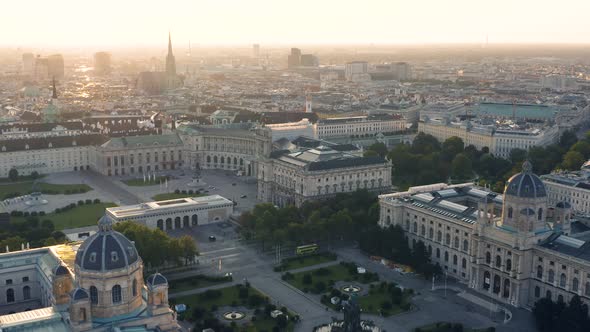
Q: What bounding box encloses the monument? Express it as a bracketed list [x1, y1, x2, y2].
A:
[314, 295, 381, 332]
[24, 180, 48, 206]
[187, 162, 207, 188]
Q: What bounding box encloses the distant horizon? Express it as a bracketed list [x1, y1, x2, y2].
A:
[3, 0, 590, 49]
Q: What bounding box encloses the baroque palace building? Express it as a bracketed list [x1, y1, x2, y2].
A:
[379, 161, 590, 309]
[0, 215, 178, 331]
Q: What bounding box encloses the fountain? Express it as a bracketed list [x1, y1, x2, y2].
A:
[222, 311, 245, 321]
[24, 181, 48, 206]
[341, 285, 362, 294]
[314, 295, 382, 332]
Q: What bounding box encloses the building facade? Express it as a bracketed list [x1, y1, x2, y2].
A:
[379, 161, 590, 309]
[541, 164, 590, 215]
[106, 195, 234, 231]
[94, 134, 184, 177]
[316, 114, 406, 139]
[259, 144, 392, 207]
[419, 120, 560, 159]
[177, 123, 272, 177]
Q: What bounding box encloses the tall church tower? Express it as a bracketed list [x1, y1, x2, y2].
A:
[165, 32, 176, 76]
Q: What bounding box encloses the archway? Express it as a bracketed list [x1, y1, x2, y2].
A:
[165, 218, 172, 230]
[483, 271, 491, 290]
[503, 279, 510, 298]
[157, 219, 163, 231]
[183, 216, 189, 228]
[493, 275, 501, 294]
[191, 214, 198, 226]
[174, 217, 181, 229]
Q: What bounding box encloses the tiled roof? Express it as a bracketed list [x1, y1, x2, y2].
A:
[0, 134, 107, 152]
[101, 134, 183, 148]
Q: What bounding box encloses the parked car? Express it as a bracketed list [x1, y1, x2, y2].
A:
[208, 235, 216, 242]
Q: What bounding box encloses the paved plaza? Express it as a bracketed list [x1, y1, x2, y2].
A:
[3, 170, 538, 331]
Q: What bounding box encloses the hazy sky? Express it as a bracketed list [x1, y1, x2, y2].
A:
[2, 0, 590, 47]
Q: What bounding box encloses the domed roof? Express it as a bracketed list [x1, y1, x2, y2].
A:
[146, 273, 168, 287]
[504, 161, 546, 199]
[74, 214, 140, 272]
[556, 201, 572, 209]
[71, 288, 89, 301]
[55, 265, 69, 276]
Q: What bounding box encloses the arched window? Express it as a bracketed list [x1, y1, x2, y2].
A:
[429, 228, 433, 239]
[558, 294, 564, 303]
[534, 286, 540, 297]
[445, 233, 450, 245]
[485, 252, 491, 264]
[493, 275, 501, 294]
[454, 236, 459, 248]
[420, 225, 425, 236]
[538, 208, 543, 221]
[413, 222, 417, 233]
[463, 239, 469, 252]
[90, 286, 98, 304]
[405, 220, 410, 230]
[6, 289, 14, 303]
[508, 207, 513, 218]
[495, 255, 502, 268]
[560, 273, 566, 288]
[112, 285, 122, 304]
[546, 290, 552, 299]
[483, 271, 491, 290]
[503, 279, 510, 298]
[206, 156, 211, 163]
[573, 278, 579, 292]
[23, 286, 30, 300]
[453, 255, 458, 265]
[386, 216, 391, 225]
[506, 259, 512, 271]
[428, 245, 432, 256]
[132, 279, 138, 297]
[537, 265, 543, 279]
[462, 258, 467, 269]
[444, 251, 449, 262]
[585, 282, 590, 296]
[548, 269, 555, 283]
[436, 248, 440, 258]
[437, 231, 442, 242]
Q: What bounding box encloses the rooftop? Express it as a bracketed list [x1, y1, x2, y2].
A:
[107, 195, 233, 219]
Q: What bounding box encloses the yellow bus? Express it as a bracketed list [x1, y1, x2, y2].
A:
[295, 244, 318, 255]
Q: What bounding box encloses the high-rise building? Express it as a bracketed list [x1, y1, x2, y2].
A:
[300, 54, 319, 67]
[93, 52, 112, 75]
[47, 54, 64, 79]
[22, 53, 34, 75]
[345, 61, 370, 82]
[34, 55, 49, 80]
[288, 48, 302, 68]
[393, 62, 412, 81]
[253, 44, 260, 58]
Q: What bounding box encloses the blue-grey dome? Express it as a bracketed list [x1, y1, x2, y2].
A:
[146, 273, 168, 287]
[55, 265, 69, 276]
[71, 288, 89, 301]
[74, 215, 139, 272]
[504, 161, 546, 199]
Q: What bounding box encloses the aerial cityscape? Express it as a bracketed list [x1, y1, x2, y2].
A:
[1, 1, 590, 332]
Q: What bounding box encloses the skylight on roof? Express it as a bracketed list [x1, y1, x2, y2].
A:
[437, 200, 468, 213]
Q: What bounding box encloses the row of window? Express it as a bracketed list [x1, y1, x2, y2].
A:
[5, 286, 31, 303]
[88, 281, 138, 305]
[5, 277, 29, 285]
[536, 265, 590, 295]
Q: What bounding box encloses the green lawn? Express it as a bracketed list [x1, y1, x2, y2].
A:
[277, 252, 337, 271]
[322, 282, 413, 317]
[168, 275, 233, 294]
[123, 176, 169, 187]
[11, 203, 116, 230]
[173, 285, 295, 332]
[284, 262, 379, 294]
[415, 322, 493, 332]
[152, 192, 206, 201]
[0, 181, 92, 199]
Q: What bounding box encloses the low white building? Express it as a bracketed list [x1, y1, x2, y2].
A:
[541, 162, 590, 215]
[106, 195, 234, 231]
[316, 114, 406, 139]
[266, 119, 315, 142]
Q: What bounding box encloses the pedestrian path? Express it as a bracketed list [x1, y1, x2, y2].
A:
[458, 291, 501, 312]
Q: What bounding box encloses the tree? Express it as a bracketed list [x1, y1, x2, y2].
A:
[451, 153, 472, 180]
[179, 235, 198, 265]
[562, 151, 585, 171]
[412, 133, 441, 155]
[571, 141, 590, 159]
[442, 136, 464, 161]
[509, 148, 527, 164]
[8, 168, 18, 182]
[559, 130, 578, 150]
[365, 142, 388, 158]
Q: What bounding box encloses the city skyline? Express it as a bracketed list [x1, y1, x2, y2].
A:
[2, 0, 590, 47]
